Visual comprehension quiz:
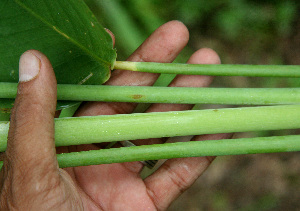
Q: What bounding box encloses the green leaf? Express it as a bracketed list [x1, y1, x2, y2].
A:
[0, 0, 116, 85]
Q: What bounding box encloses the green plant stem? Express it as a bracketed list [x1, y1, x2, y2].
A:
[113, 61, 300, 77]
[0, 83, 299, 105]
[94, 1, 145, 55]
[0, 105, 300, 152]
[48, 135, 300, 167]
[0, 134, 299, 169]
[58, 102, 81, 118]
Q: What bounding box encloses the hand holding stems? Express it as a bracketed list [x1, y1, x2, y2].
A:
[0, 21, 231, 210]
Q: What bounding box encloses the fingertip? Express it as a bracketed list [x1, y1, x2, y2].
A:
[24, 49, 49, 63]
[188, 48, 221, 64]
[167, 48, 220, 89]
[19, 51, 41, 82]
[25, 50, 57, 87]
[26, 50, 55, 72]
[128, 20, 190, 63]
[158, 20, 190, 48]
[168, 20, 190, 40]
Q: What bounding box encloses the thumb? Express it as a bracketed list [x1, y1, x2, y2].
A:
[5, 50, 58, 178]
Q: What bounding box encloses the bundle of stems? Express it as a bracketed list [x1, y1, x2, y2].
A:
[0, 63, 299, 169]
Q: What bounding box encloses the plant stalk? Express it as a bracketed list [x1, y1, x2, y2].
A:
[0, 105, 300, 152]
[113, 61, 300, 77]
[0, 134, 299, 169]
[0, 83, 299, 105]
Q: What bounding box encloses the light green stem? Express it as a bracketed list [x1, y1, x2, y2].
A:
[0, 134, 300, 169]
[113, 61, 300, 77]
[0, 105, 300, 152]
[58, 102, 81, 118]
[52, 135, 300, 167]
[94, 1, 144, 55]
[0, 83, 299, 105]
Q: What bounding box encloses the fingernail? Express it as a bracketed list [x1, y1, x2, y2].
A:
[19, 51, 40, 82]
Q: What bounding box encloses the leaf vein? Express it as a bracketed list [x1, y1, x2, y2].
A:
[14, 0, 111, 67]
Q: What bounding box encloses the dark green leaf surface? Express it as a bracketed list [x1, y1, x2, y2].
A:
[0, 0, 116, 85]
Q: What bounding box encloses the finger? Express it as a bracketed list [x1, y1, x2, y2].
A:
[133, 48, 221, 146]
[144, 133, 233, 210]
[75, 20, 189, 117]
[142, 49, 229, 209]
[4, 50, 59, 178]
[147, 48, 220, 112]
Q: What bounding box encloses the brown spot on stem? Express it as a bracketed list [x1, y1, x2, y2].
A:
[1, 108, 11, 114]
[132, 95, 144, 99]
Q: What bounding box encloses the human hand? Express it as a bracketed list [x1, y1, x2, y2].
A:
[0, 21, 231, 210]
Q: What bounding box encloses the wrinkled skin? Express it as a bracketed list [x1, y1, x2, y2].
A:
[0, 21, 231, 210]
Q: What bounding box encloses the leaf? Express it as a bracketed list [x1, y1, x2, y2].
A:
[0, 0, 116, 85]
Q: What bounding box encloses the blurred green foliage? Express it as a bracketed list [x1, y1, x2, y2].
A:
[162, 0, 298, 40]
[86, 0, 299, 62]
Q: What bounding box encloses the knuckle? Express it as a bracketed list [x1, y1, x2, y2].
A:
[163, 162, 190, 194]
